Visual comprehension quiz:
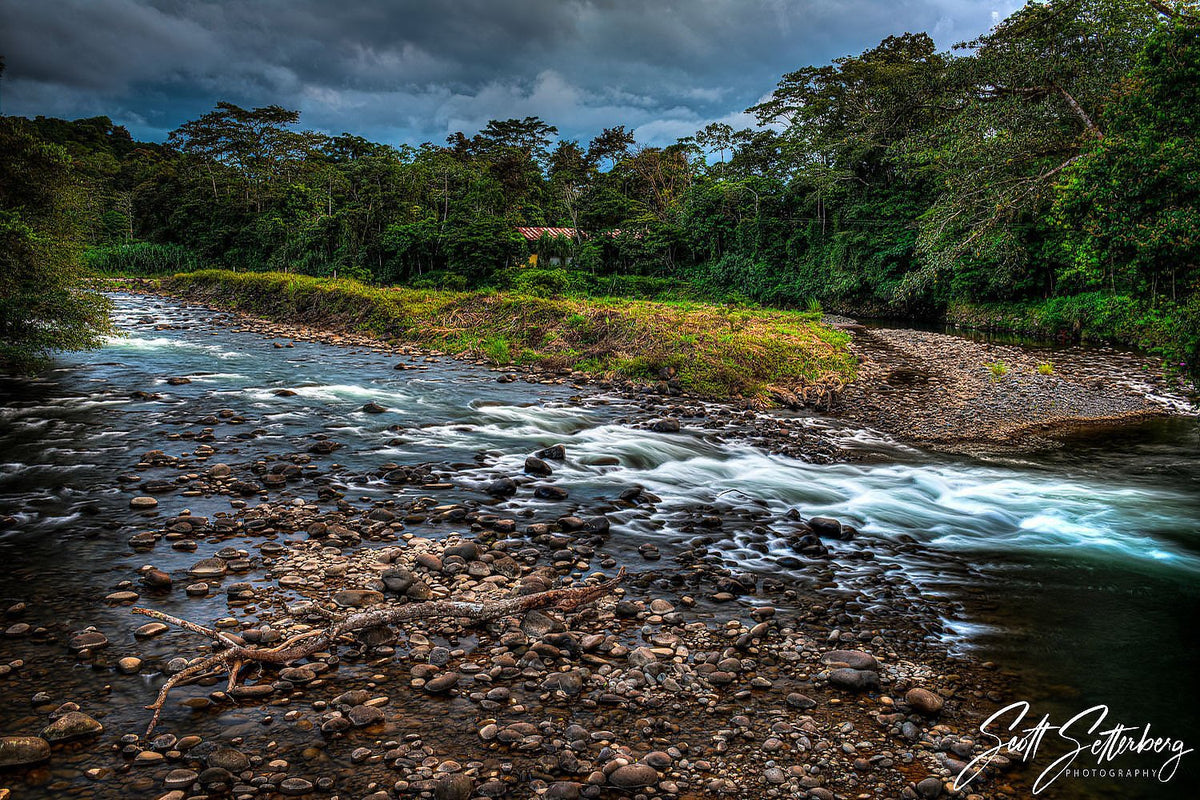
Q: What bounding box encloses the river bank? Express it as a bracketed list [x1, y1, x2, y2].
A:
[152, 271, 857, 404]
[116, 273, 1194, 454]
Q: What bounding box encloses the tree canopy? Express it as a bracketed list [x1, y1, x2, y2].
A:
[4, 0, 1197, 369]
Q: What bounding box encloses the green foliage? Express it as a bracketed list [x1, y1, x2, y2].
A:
[986, 361, 1010, 379]
[86, 241, 200, 275]
[1053, 18, 1200, 302]
[164, 270, 856, 398]
[512, 268, 570, 297]
[0, 119, 114, 371]
[480, 336, 511, 365]
[8, 2, 1198, 377]
[1037, 362, 1055, 376]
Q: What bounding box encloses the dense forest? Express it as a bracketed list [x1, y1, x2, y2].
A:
[2, 0, 1198, 371]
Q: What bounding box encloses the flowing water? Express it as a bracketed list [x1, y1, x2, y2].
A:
[1, 294, 1197, 798]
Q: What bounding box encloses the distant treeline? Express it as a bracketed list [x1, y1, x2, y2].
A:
[4, 0, 1199, 369]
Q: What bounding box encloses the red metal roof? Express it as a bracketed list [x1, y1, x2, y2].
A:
[516, 226, 584, 241]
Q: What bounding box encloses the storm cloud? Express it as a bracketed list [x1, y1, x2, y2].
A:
[0, 0, 1021, 145]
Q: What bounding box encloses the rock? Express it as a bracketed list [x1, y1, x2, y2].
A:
[140, 568, 172, 590]
[118, 657, 143, 674]
[207, 746, 249, 773]
[279, 666, 316, 684]
[628, 647, 657, 667]
[808, 516, 847, 539]
[485, 477, 518, 497]
[163, 768, 198, 789]
[820, 649, 879, 670]
[524, 456, 552, 476]
[785, 692, 817, 709]
[188, 558, 227, 578]
[906, 687, 945, 716]
[166, 377, 191, 385]
[135, 622, 169, 638]
[198, 767, 233, 791]
[348, 705, 384, 727]
[130, 496, 158, 510]
[535, 444, 566, 460]
[67, 630, 109, 652]
[827, 668, 880, 691]
[435, 774, 474, 800]
[608, 763, 659, 789]
[534, 485, 569, 500]
[0, 736, 50, 767]
[280, 777, 314, 795]
[546, 781, 582, 799]
[332, 589, 384, 608]
[208, 463, 232, 478]
[650, 418, 681, 433]
[380, 567, 414, 594]
[42, 711, 103, 742]
[362, 401, 387, 414]
[425, 672, 460, 693]
[916, 776, 943, 798]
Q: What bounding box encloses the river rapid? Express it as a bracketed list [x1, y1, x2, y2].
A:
[1, 293, 1197, 798]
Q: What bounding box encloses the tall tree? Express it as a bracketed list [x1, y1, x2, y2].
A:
[0, 118, 113, 370]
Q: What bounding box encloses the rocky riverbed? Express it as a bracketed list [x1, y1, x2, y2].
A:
[830, 324, 1190, 452]
[2, 291, 1196, 800]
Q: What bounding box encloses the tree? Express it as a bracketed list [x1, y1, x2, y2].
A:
[588, 125, 636, 170]
[1054, 15, 1200, 301]
[0, 118, 113, 371]
[906, 0, 1161, 299]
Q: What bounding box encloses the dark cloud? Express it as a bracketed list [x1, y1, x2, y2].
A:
[0, 0, 1020, 145]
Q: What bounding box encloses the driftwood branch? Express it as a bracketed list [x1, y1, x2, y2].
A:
[131, 570, 624, 735]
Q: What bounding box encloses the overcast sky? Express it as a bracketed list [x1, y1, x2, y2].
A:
[0, 0, 1022, 147]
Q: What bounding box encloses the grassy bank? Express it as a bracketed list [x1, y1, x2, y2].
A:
[945, 292, 1200, 377]
[159, 270, 855, 400]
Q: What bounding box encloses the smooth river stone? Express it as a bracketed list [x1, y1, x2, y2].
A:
[820, 649, 879, 670]
[42, 711, 104, 742]
[0, 736, 51, 767]
[188, 558, 227, 578]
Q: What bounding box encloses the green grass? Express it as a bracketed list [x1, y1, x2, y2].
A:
[160, 270, 856, 400]
[1036, 362, 1054, 376]
[986, 360, 1009, 379]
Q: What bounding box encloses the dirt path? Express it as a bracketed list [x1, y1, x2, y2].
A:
[831, 323, 1185, 450]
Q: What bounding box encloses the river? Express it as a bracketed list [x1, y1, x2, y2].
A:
[1, 293, 1196, 798]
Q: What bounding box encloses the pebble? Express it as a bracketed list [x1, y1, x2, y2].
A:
[608, 764, 659, 788]
[280, 777, 314, 795]
[906, 687, 945, 715]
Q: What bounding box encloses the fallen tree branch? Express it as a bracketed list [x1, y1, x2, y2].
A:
[131, 569, 624, 734]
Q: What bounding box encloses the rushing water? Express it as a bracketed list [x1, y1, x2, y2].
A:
[1, 294, 1197, 798]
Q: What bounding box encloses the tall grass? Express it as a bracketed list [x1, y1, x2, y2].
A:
[163, 270, 857, 399]
[86, 242, 201, 276]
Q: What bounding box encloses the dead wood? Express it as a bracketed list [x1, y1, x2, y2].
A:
[131, 569, 624, 735]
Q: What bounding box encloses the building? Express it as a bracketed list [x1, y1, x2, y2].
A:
[516, 226, 583, 267]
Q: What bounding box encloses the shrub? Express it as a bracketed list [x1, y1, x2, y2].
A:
[986, 360, 1009, 379]
[512, 268, 570, 297]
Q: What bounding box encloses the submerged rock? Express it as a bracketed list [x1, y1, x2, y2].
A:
[42, 711, 103, 742]
[0, 736, 51, 767]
